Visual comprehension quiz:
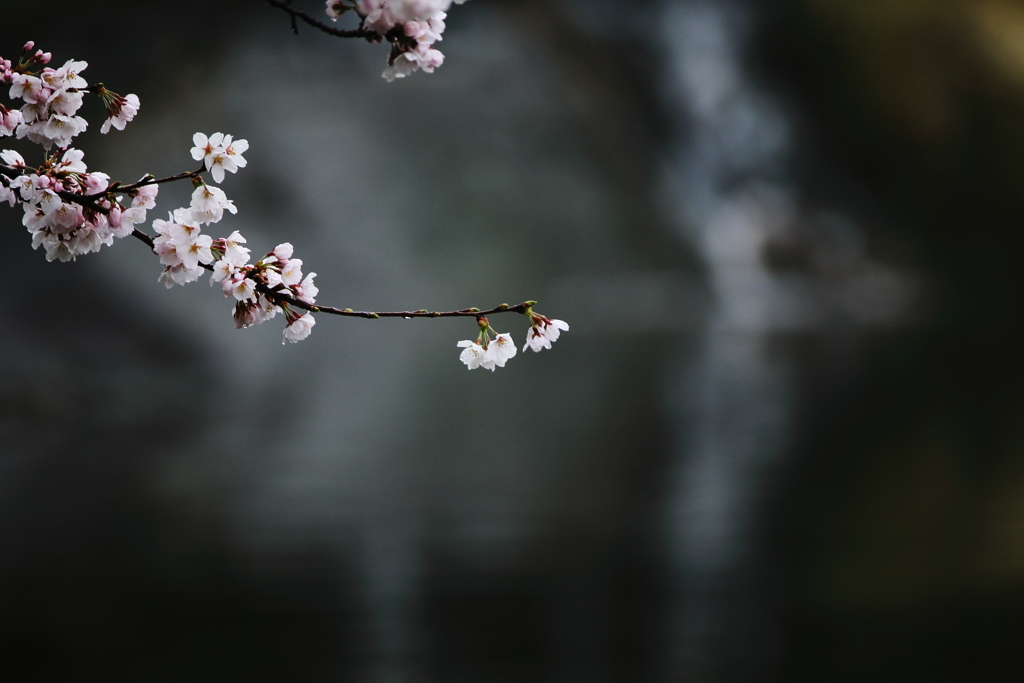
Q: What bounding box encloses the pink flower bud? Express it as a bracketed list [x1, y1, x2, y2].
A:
[273, 243, 294, 261]
[22, 41, 35, 53]
[82, 174, 108, 194]
[233, 301, 259, 329]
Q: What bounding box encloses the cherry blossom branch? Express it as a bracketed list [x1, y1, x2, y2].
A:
[127, 227, 532, 320]
[9, 153, 537, 325]
[1, 33, 568, 365]
[57, 164, 536, 320]
[265, 0, 377, 40]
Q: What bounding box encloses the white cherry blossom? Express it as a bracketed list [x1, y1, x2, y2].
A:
[190, 184, 236, 224]
[190, 132, 246, 184]
[100, 93, 139, 134]
[131, 184, 159, 209]
[177, 233, 214, 271]
[283, 313, 316, 343]
[458, 340, 486, 370]
[211, 259, 237, 284]
[42, 59, 88, 90]
[384, 53, 422, 82]
[0, 184, 15, 207]
[207, 149, 236, 184]
[40, 113, 87, 147]
[524, 318, 569, 352]
[224, 136, 248, 169]
[295, 272, 319, 304]
[484, 332, 517, 368]
[46, 88, 83, 117]
[191, 132, 220, 166]
[0, 107, 22, 135]
[159, 263, 203, 288]
[9, 74, 42, 102]
[0, 149, 24, 167]
[281, 258, 304, 286]
[58, 148, 86, 173]
[222, 230, 250, 267]
[226, 274, 257, 302]
[272, 242, 294, 261]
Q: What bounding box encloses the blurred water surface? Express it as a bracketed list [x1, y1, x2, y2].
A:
[3, 1, 1024, 681]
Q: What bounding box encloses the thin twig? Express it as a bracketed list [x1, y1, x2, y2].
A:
[92, 164, 207, 198]
[265, 0, 376, 40]
[298, 300, 534, 319]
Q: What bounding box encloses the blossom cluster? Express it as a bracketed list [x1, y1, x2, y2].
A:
[0, 42, 316, 343]
[458, 313, 569, 371]
[0, 43, 148, 262]
[0, 146, 150, 262]
[150, 134, 319, 343]
[0, 42, 137, 147]
[325, 0, 468, 80]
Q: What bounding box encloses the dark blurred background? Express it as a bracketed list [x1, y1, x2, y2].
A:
[2, 0, 1024, 680]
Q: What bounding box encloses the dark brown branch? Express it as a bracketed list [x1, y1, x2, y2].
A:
[91, 164, 207, 198]
[0, 162, 205, 213]
[265, 0, 376, 40]
[295, 299, 534, 319]
[54, 164, 207, 212]
[128, 229, 533, 320]
[132, 227, 156, 249]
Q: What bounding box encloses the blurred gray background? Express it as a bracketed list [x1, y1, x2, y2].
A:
[3, 1, 1024, 681]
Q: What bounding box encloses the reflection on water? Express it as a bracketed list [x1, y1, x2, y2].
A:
[0, 1, 940, 681]
[657, 1, 919, 679]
